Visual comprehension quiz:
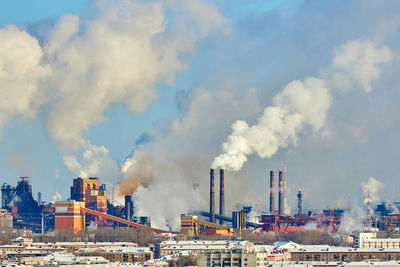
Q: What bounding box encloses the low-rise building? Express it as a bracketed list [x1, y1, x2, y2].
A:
[291, 246, 400, 262]
[197, 248, 258, 267]
[32, 241, 138, 252]
[355, 232, 400, 249]
[75, 246, 154, 263]
[155, 240, 252, 258]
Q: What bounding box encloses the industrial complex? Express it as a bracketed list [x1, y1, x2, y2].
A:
[2, 170, 400, 266]
[0, 168, 398, 236]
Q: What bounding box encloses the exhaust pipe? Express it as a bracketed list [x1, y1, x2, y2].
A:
[210, 169, 215, 223]
[269, 171, 274, 213]
[219, 169, 225, 224]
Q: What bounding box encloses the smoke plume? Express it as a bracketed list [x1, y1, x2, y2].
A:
[361, 176, 385, 204]
[0, 0, 228, 184]
[212, 40, 392, 171]
[118, 88, 262, 229]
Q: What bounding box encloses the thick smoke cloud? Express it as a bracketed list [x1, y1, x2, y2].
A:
[339, 177, 385, 233]
[212, 40, 392, 171]
[0, 25, 50, 132]
[119, 88, 262, 229]
[0, 0, 227, 183]
[212, 77, 330, 171]
[118, 40, 392, 229]
[361, 176, 385, 204]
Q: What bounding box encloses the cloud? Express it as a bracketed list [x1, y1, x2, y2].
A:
[0, 0, 228, 184]
[0, 25, 50, 131]
[212, 40, 392, 171]
[330, 40, 392, 93]
[361, 176, 385, 204]
[118, 88, 262, 229]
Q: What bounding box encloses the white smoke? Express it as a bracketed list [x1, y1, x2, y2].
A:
[339, 205, 367, 234]
[0, 25, 50, 133]
[339, 177, 385, 233]
[361, 177, 385, 204]
[330, 40, 392, 93]
[52, 192, 61, 203]
[212, 40, 392, 171]
[119, 88, 263, 229]
[0, 0, 228, 182]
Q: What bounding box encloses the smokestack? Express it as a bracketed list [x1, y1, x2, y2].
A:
[125, 195, 133, 221]
[210, 169, 215, 223]
[297, 189, 303, 216]
[219, 169, 225, 224]
[269, 171, 274, 213]
[278, 171, 283, 214]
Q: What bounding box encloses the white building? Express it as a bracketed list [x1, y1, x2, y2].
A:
[355, 232, 400, 248]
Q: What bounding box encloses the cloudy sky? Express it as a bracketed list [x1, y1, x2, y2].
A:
[0, 0, 399, 229]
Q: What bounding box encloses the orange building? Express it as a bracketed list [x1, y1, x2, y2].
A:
[55, 200, 85, 234]
[70, 177, 107, 226]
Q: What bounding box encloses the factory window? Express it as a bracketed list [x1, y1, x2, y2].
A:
[342, 255, 348, 261]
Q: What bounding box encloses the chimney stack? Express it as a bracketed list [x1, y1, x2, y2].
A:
[269, 171, 275, 213]
[219, 169, 225, 224]
[297, 189, 303, 216]
[210, 169, 215, 223]
[278, 171, 284, 214]
[125, 195, 133, 221]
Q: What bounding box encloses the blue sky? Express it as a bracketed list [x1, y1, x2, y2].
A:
[0, 0, 399, 219]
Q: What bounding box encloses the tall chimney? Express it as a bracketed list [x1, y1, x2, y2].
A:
[210, 169, 215, 223]
[125, 195, 133, 221]
[297, 189, 303, 216]
[219, 169, 225, 224]
[269, 171, 275, 213]
[278, 171, 283, 214]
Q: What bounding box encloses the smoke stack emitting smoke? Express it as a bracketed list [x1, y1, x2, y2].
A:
[212, 40, 392, 172]
[115, 40, 392, 229]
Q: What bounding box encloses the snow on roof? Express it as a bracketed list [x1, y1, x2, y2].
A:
[12, 237, 33, 242]
[42, 252, 109, 264]
[75, 246, 152, 254]
[292, 246, 400, 253]
[273, 241, 302, 250]
[32, 241, 138, 246]
[341, 261, 400, 266]
[160, 240, 252, 251]
[253, 245, 275, 252]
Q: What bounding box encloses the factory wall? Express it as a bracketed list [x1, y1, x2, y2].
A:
[55, 200, 85, 234]
[70, 177, 107, 226]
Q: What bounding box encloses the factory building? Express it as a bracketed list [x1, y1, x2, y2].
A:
[70, 177, 107, 226]
[1, 177, 54, 232]
[54, 200, 85, 234]
[181, 214, 199, 236]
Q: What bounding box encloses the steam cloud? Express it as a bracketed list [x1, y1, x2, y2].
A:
[361, 176, 385, 204]
[0, 0, 228, 183]
[339, 177, 385, 233]
[212, 40, 392, 171]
